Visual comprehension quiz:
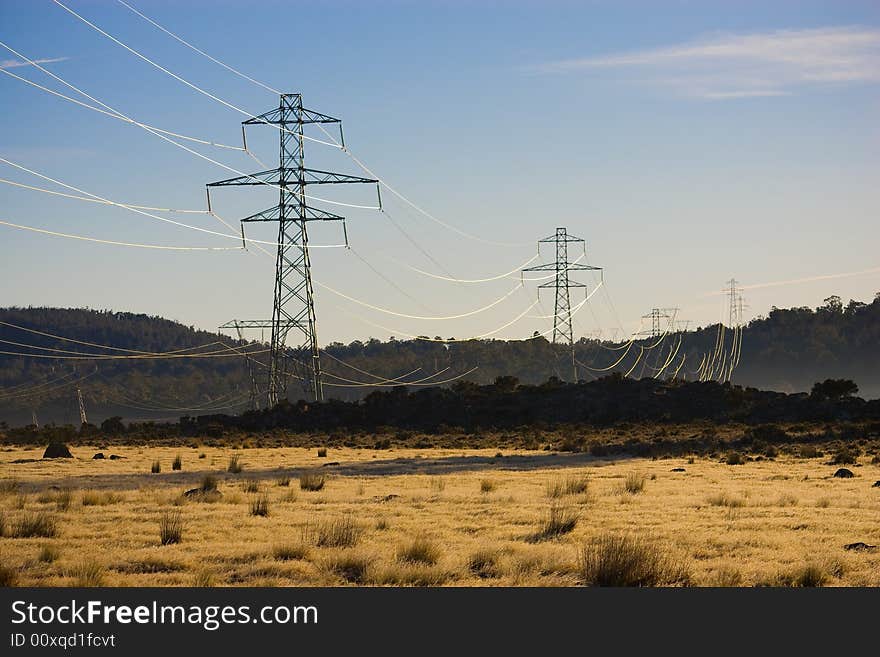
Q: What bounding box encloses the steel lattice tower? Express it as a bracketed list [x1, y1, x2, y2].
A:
[523, 227, 601, 381]
[208, 94, 378, 406]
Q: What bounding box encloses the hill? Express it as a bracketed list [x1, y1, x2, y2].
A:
[1, 293, 878, 426]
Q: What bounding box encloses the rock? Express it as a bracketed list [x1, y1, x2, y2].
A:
[322, 461, 340, 467]
[109, 454, 124, 460]
[843, 542, 877, 552]
[671, 467, 686, 472]
[183, 488, 222, 502]
[92, 453, 105, 460]
[872, 481, 880, 488]
[42, 442, 73, 459]
[833, 468, 854, 478]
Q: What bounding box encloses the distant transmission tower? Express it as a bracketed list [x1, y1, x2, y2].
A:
[725, 278, 742, 328]
[523, 227, 601, 381]
[226, 320, 260, 411]
[208, 94, 379, 406]
[641, 308, 676, 338]
[76, 386, 88, 426]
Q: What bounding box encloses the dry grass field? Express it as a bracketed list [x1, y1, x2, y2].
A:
[1, 442, 878, 587]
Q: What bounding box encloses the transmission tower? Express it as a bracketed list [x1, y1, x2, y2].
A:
[725, 278, 742, 328]
[523, 227, 601, 381]
[224, 320, 260, 411]
[640, 308, 676, 338]
[76, 387, 88, 426]
[208, 94, 379, 406]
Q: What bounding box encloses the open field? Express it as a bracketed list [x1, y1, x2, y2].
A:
[1, 442, 879, 587]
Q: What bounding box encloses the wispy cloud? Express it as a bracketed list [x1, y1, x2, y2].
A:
[0, 56, 69, 70]
[535, 27, 880, 99]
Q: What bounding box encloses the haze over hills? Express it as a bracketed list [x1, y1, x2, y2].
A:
[0, 292, 878, 426]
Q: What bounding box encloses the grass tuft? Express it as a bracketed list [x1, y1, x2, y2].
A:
[624, 472, 646, 494]
[396, 536, 442, 565]
[467, 549, 500, 578]
[172, 454, 182, 471]
[528, 505, 578, 542]
[11, 512, 58, 538]
[479, 479, 496, 493]
[151, 460, 161, 474]
[0, 564, 17, 587]
[38, 544, 60, 563]
[547, 476, 589, 498]
[310, 515, 362, 548]
[68, 562, 104, 587]
[580, 534, 691, 587]
[272, 544, 309, 561]
[227, 455, 243, 473]
[322, 552, 371, 584]
[250, 493, 270, 517]
[159, 510, 183, 545]
[299, 471, 326, 491]
[81, 490, 122, 506]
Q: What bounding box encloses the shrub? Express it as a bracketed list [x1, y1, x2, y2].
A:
[529, 505, 578, 542]
[200, 474, 218, 492]
[227, 455, 243, 473]
[172, 455, 182, 471]
[277, 475, 291, 487]
[710, 567, 743, 587]
[397, 537, 441, 565]
[830, 447, 858, 465]
[151, 460, 161, 474]
[479, 479, 496, 493]
[250, 494, 270, 517]
[467, 550, 500, 578]
[243, 480, 259, 494]
[624, 472, 646, 494]
[580, 534, 691, 587]
[725, 452, 745, 466]
[312, 515, 361, 548]
[159, 511, 183, 545]
[799, 445, 822, 459]
[317, 448, 328, 458]
[69, 562, 104, 587]
[11, 512, 58, 538]
[299, 471, 325, 491]
[273, 544, 309, 561]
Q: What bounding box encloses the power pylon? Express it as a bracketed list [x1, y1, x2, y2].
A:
[523, 227, 601, 381]
[641, 308, 676, 338]
[208, 94, 379, 406]
[76, 386, 88, 426]
[224, 320, 261, 411]
[725, 278, 742, 328]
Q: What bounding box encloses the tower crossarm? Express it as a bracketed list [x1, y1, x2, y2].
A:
[523, 263, 601, 272]
[207, 167, 377, 187]
[241, 205, 346, 223]
[243, 106, 341, 126]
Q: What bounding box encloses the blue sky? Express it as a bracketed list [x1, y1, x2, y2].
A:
[1, 0, 878, 345]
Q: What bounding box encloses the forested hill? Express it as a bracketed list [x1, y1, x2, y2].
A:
[1, 293, 878, 426]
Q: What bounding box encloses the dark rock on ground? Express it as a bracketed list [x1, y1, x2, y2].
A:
[671, 467, 686, 472]
[872, 480, 880, 488]
[833, 468, 854, 478]
[43, 442, 73, 459]
[109, 454, 124, 460]
[183, 488, 222, 502]
[844, 542, 877, 552]
[93, 453, 105, 459]
[322, 461, 340, 467]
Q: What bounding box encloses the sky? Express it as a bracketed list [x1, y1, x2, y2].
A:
[1, 0, 878, 346]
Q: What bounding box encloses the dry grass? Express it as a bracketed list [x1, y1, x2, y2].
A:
[159, 510, 183, 545]
[480, 479, 496, 493]
[250, 493, 270, 517]
[623, 472, 646, 494]
[310, 515, 362, 548]
[1, 442, 879, 586]
[172, 455, 182, 471]
[227, 455, 243, 474]
[68, 561, 104, 587]
[299, 471, 325, 491]
[11, 512, 58, 538]
[396, 536, 442, 565]
[547, 476, 589, 498]
[81, 490, 122, 506]
[0, 564, 17, 587]
[38, 544, 60, 563]
[150, 460, 161, 474]
[580, 534, 691, 587]
[528, 505, 578, 542]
